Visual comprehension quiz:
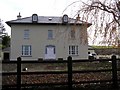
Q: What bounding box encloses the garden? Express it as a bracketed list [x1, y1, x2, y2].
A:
[2, 59, 120, 90]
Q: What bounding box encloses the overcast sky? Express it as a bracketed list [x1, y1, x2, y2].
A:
[0, 0, 85, 35]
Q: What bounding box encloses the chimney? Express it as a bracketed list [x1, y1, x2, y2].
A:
[17, 12, 21, 19]
[76, 14, 80, 21]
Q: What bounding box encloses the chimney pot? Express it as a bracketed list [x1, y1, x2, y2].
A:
[17, 12, 21, 19]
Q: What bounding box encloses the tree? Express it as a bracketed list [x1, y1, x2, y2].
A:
[0, 19, 8, 47]
[81, 0, 120, 46]
[0, 19, 7, 37]
[0, 19, 9, 49]
[66, 0, 120, 46]
[2, 35, 10, 49]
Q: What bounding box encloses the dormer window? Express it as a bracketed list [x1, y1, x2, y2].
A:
[32, 14, 38, 23]
[62, 14, 68, 23]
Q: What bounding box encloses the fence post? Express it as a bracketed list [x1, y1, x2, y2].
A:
[67, 56, 72, 90]
[111, 55, 118, 88]
[17, 57, 21, 90]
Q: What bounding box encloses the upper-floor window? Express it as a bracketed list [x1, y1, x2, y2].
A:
[24, 29, 29, 39]
[22, 45, 32, 56]
[48, 30, 53, 39]
[69, 45, 78, 55]
[71, 29, 75, 39]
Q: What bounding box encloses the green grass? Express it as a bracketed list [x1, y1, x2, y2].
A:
[92, 45, 120, 49]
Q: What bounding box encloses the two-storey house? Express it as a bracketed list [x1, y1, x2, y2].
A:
[6, 14, 91, 60]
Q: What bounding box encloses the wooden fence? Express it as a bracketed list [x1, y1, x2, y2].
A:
[2, 55, 120, 90]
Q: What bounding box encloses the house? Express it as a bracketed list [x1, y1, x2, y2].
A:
[6, 14, 91, 60]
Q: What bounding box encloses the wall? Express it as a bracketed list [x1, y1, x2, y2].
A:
[10, 24, 88, 60]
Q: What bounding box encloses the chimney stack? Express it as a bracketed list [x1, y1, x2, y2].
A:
[17, 12, 21, 19]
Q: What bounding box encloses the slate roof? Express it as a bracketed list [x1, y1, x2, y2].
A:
[6, 15, 92, 27]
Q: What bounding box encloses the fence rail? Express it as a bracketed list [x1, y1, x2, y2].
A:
[2, 55, 120, 89]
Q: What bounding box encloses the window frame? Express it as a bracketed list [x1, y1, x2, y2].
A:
[48, 30, 53, 39]
[70, 27, 76, 39]
[45, 45, 55, 54]
[24, 29, 30, 39]
[22, 45, 32, 56]
[69, 45, 78, 55]
[32, 14, 38, 22]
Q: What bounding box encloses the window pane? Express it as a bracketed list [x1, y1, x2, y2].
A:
[76, 46, 78, 55]
[22, 45, 31, 56]
[29, 46, 31, 55]
[33, 16, 37, 21]
[69, 45, 78, 55]
[24, 30, 29, 39]
[71, 46, 74, 54]
[48, 30, 53, 39]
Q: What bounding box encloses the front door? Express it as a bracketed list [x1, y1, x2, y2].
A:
[45, 45, 56, 59]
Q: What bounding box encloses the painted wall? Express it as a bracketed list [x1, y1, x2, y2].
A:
[10, 24, 88, 60]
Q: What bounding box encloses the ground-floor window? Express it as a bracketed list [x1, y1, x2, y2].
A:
[22, 45, 32, 56]
[69, 45, 78, 55]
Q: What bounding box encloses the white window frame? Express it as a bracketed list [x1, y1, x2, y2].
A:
[32, 14, 38, 22]
[24, 29, 29, 39]
[48, 30, 53, 39]
[69, 45, 78, 55]
[22, 45, 32, 56]
[33, 16, 38, 21]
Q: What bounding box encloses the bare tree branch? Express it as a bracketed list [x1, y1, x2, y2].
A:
[78, 0, 120, 46]
[63, 0, 120, 46]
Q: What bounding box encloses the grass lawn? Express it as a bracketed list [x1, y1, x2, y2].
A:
[2, 61, 112, 72]
[2, 61, 120, 90]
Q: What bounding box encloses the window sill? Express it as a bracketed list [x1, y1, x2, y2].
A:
[68, 38, 76, 40]
[24, 38, 30, 40]
[21, 55, 32, 57]
[69, 55, 79, 57]
[47, 38, 54, 40]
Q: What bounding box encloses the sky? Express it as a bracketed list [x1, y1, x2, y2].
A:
[0, 0, 84, 35]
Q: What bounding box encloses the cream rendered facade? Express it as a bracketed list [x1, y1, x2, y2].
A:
[7, 14, 91, 60]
